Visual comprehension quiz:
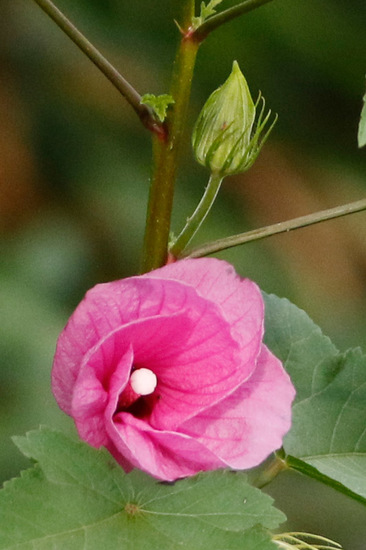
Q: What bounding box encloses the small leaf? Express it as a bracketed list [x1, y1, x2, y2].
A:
[192, 0, 224, 29]
[358, 85, 366, 148]
[0, 427, 284, 549]
[140, 94, 174, 122]
[264, 294, 366, 504]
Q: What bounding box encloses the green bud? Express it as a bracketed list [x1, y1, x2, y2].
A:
[192, 61, 277, 176]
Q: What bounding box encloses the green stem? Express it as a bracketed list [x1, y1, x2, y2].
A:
[181, 0, 196, 29]
[32, 0, 162, 136]
[253, 453, 289, 489]
[140, 28, 200, 272]
[170, 172, 224, 257]
[193, 0, 275, 41]
[182, 198, 366, 258]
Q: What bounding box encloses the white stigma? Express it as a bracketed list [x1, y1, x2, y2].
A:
[130, 368, 157, 396]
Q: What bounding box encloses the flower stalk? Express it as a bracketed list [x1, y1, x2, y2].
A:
[253, 453, 288, 488]
[169, 172, 224, 257]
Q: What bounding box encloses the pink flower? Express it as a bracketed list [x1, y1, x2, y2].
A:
[52, 258, 295, 481]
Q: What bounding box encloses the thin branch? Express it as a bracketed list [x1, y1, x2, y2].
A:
[192, 0, 275, 41]
[182, 198, 366, 258]
[32, 0, 163, 136]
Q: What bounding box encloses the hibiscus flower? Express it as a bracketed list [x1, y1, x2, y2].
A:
[52, 258, 295, 481]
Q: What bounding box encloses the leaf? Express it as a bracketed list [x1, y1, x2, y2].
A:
[264, 293, 366, 504]
[358, 85, 366, 148]
[0, 427, 283, 550]
[140, 94, 175, 122]
[263, 293, 338, 403]
[192, 0, 224, 29]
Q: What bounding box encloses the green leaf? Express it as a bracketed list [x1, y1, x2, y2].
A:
[192, 0, 224, 30]
[263, 293, 338, 403]
[140, 94, 175, 122]
[358, 85, 366, 148]
[264, 293, 366, 505]
[0, 427, 283, 550]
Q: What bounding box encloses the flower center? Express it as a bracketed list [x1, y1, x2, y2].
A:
[115, 367, 158, 418]
[130, 368, 157, 396]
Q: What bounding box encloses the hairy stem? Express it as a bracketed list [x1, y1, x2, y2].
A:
[32, 0, 162, 135]
[193, 0, 275, 41]
[182, 198, 366, 258]
[170, 173, 224, 257]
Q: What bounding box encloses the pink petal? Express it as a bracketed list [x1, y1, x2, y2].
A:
[52, 274, 229, 413]
[53, 274, 260, 429]
[72, 308, 245, 429]
[145, 258, 264, 365]
[69, 312, 192, 437]
[180, 345, 296, 469]
[106, 413, 225, 480]
[71, 346, 134, 448]
[148, 309, 243, 430]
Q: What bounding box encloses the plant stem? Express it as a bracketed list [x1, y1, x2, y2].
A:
[140, 28, 200, 272]
[253, 453, 289, 489]
[181, 0, 196, 29]
[170, 172, 224, 257]
[193, 0, 275, 41]
[182, 198, 366, 258]
[32, 0, 162, 136]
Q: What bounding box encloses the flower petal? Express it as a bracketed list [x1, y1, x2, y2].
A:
[71, 345, 134, 449]
[106, 413, 225, 480]
[180, 345, 296, 469]
[145, 258, 264, 363]
[53, 274, 235, 413]
[70, 312, 192, 438]
[148, 307, 243, 430]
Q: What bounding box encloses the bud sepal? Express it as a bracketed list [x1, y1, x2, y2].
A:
[273, 532, 342, 550]
[192, 61, 277, 177]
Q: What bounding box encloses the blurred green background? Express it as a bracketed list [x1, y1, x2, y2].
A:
[1, 0, 365, 547]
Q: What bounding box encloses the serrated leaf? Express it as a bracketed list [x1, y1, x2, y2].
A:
[140, 94, 174, 122]
[358, 87, 366, 148]
[0, 427, 283, 550]
[264, 293, 366, 504]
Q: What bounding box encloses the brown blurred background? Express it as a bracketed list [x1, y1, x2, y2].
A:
[1, 0, 365, 547]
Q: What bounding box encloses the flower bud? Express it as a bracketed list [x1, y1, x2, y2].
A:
[192, 61, 276, 176]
